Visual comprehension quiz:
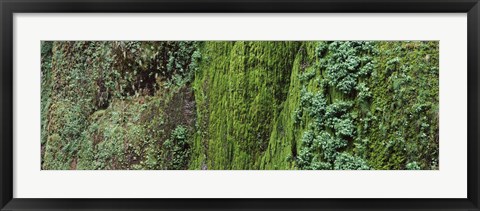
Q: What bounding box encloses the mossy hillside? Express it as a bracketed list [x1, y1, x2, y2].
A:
[292, 41, 376, 170]
[41, 41, 54, 163]
[41, 41, 198, 170]
[260, 41, 318, 169]
[75, 89, 194, 170]
[260, 41, 439, 170]
[42, 42, 105, 169]
[189, 41, 301, 169]
[41, 41, 439, 170]
[366, 41, 439, 169]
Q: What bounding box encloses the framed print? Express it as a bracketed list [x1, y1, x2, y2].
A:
[1, 0, 479, 210]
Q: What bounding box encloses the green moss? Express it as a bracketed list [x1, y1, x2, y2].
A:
[189, 41, 300, 169]
[41, 41, 439, 170]
[42, 41, 199, 170]
[366, 41, 439, 169]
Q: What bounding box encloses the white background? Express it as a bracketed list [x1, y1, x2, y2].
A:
[13, 13, 467, 198]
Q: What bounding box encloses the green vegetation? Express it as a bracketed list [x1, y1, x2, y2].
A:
[41, 41, 439, 170]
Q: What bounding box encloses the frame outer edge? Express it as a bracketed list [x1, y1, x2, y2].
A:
[0, 0, 14, 210]
[1, 1, 479, 211]
[467, 1, 479, 209]
[0, 0, 478, 13]
[0, 0, 3, 209]
[472, 1, 480, 209]
[468, 1, 480, 210]
[477, 3, 480, 208]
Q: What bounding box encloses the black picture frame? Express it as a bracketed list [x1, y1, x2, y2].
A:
[1, 0, 479, 210]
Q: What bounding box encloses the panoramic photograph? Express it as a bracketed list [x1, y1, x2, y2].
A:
[41, 41, 439, 170]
